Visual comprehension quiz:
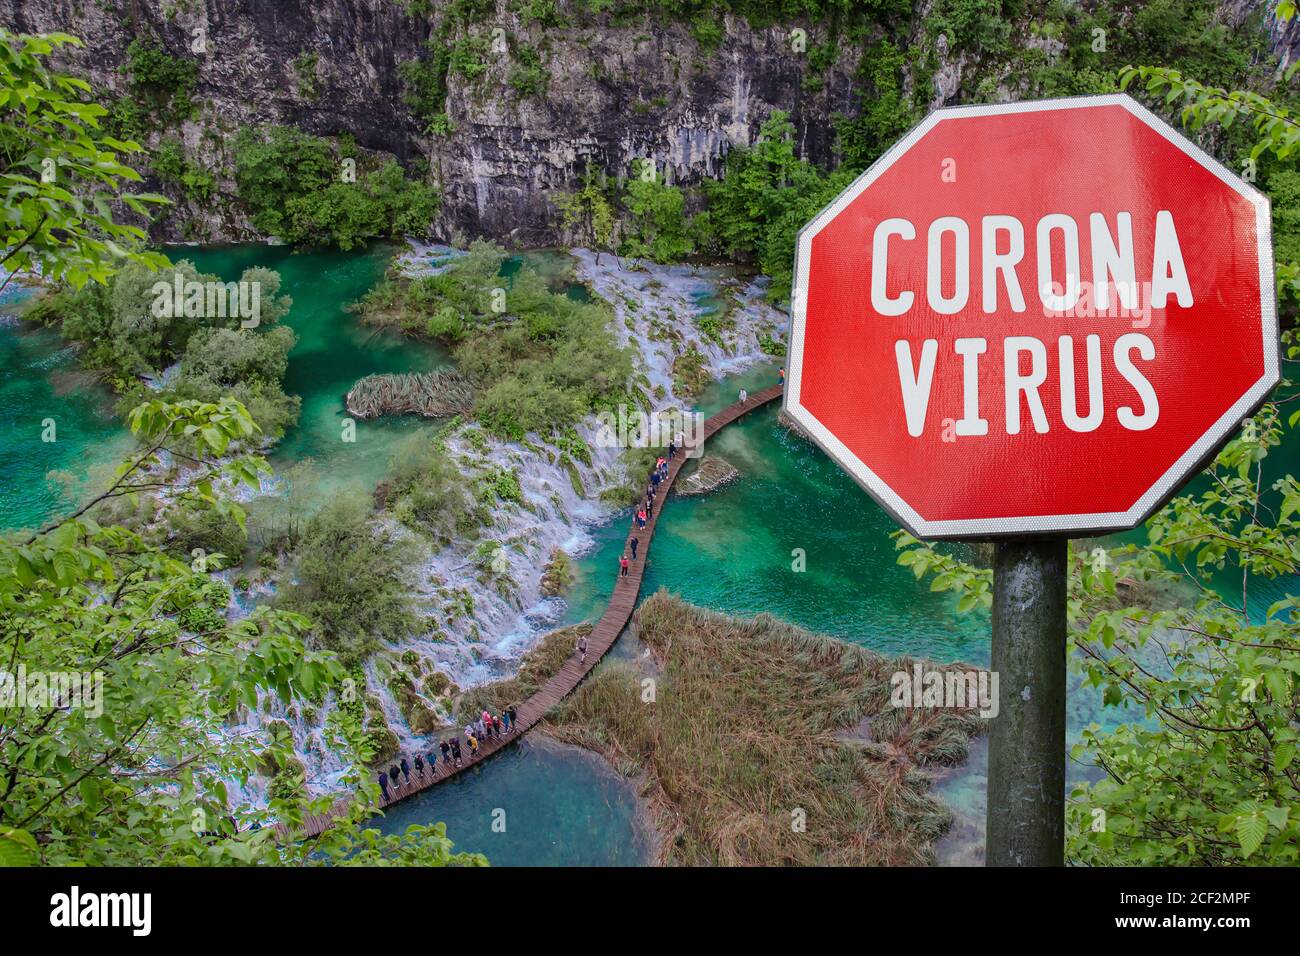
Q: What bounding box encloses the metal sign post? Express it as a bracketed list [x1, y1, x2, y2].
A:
[784, 94, 1277, 868]
[987, 538, 1068, 866]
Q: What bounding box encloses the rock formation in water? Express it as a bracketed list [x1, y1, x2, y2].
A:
[677, 455, 739, 495]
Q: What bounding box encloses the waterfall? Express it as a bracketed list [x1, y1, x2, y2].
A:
[230, 247, 789, 797]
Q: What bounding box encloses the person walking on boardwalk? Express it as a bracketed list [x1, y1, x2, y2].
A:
[389, 762, 401, 786]
[507, 703, 518, 732]
[502, 707, 512, 733]
[400, 756, 411, 782]
[450, 738, 462, 767]
[645, 497, 653, 519]
[467, 733, 479, 757]
[619, 554, 629, 577]
[578, 633, 589, 663]
[428, 750, 440, 775]
[493, 713, 503, 736]
[636, 508, 646, 529]
[668, 439, 676, 459]
[779, 366, 785, 387]
[629, 536, 639, 560]
[740, 387, 748, 403]
[378, 769, 390, 800]
[414, 754, 425, 778]
[440, 739, 451, 767]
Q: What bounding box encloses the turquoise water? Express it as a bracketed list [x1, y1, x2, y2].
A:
[177, 245, 454, 506]
[0, 287, 134, 533]
[1, 247, 657, 868]
[565, 362, 992, 665]
[501, 249, 591, 302]
[374, 736, 653, 866]
[1, 245, 455, 531]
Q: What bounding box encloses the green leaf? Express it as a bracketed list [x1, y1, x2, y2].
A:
[1236, 812, 1268, 857]
[0, 828, 38, 866]
[1275, 743, 1296, 772]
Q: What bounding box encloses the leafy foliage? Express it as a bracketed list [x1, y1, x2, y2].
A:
[29, 256, 301, 437]
[384, 430, 485, 544]
[399, 41, 454, 132]
[1, 398, 482, 865]
[0, 30, 168, 291]
[357, 241, 634, 441]
[150, 136, 215, 202]
[273, 495, 423, 666]
[232, 126, 439, 249]
[121, 39, 199, 127]
[553, 167, 617, 260]
[619, 162, 697, 263]
[703, 111, 854, 302]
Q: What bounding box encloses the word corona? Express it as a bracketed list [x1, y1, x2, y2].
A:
[870, 209, 1192, 317]
[880, 209, 1188, 439]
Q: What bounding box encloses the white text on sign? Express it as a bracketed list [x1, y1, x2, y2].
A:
[877, 210, 1189, 437]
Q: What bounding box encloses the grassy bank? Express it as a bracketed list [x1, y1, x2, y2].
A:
[470, 592, 984, 866]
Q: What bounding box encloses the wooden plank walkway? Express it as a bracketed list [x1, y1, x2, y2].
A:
[276, 383, 785, 840]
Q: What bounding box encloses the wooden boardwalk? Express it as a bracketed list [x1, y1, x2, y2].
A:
[278, 383, 784, 840]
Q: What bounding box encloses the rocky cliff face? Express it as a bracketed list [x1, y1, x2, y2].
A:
[0, 0, 1284, 246]
[0, 0, 866, 244]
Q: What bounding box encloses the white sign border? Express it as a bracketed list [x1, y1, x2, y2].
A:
[784, 93, 1279, 540]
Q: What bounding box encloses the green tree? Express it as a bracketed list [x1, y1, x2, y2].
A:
[234, 127, 439, 249]
[273, 495, 422, 666]
[0, 398, 483, 865]
[0, 30, 167, 293]
[620, 161, 695, 263]
[554, 166, 617, 262]
[703, 111, 855, 302]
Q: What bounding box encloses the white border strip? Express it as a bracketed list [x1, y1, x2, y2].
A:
[784, 93, 1279, 540]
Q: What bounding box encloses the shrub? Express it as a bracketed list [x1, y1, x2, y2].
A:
[274, 495, 422, 665]
[151, 137, 215, 201]
[620, 171, 696, 263]
[399, 43, 452, 126]
[122, 39, 199, 126]
[164, 499, 248, 565]
[385, 432, 483, 543]
[233, 127, 439, 248]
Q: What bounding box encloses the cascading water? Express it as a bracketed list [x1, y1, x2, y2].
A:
[226, 246, 789, 799]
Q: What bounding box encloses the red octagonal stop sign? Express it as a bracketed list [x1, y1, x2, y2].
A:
[785, 94, 1279, 540]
